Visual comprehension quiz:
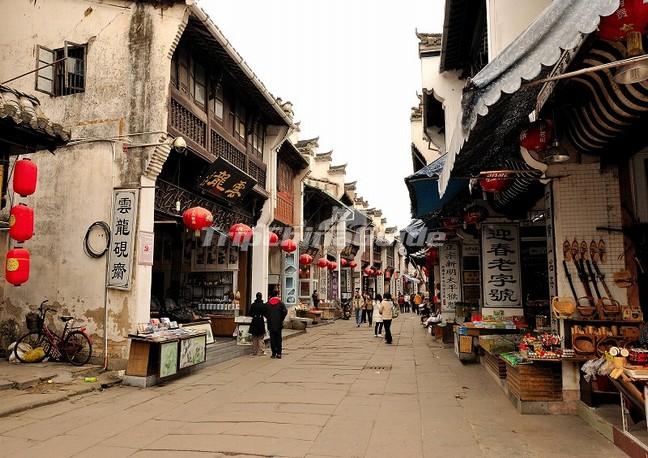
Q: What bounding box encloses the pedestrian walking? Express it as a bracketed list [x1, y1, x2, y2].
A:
[373, 294, 383, 337]
[248, 292, 267, 356]
[353, 291, 363, 327]
[366, 295, 373, 326]
[398, 294, 405, 313]
[360, 293, 369, 324]
[379, 292, 394, 344]
[266, 290, 288, 359]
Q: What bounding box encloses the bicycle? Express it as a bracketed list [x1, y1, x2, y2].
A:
[13, 300, 93, 366]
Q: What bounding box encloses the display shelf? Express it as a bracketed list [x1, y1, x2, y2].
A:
[560, 318, 642, 324]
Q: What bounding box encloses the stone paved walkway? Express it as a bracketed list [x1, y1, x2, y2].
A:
[0, 315, 624, 457]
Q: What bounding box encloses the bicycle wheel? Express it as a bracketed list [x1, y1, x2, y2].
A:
[62, 331, 92, 366]
[13, 332, 51, 363]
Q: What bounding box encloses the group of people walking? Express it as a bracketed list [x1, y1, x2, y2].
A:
[248, 290, 288, 359]
[351, 290, 398, 344]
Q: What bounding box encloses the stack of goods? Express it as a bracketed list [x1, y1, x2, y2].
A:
[132, 318, 203, 342]
[571, 324, 639, 357]
[518, 332, 562, 359]
[468, 315, 527, 329]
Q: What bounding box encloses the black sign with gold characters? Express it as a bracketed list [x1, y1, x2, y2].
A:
[199, 157, 257, 203]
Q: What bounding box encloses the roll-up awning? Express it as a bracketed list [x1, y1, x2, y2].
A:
[405, 154, 467, 219]
[565, 39, 648, 153]
[438, 0, 620, 196]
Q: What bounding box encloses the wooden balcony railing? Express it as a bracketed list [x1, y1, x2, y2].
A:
[168, 87, 267, 188]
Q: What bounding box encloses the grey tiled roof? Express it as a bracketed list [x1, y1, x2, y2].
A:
[0, 85, 70, 143]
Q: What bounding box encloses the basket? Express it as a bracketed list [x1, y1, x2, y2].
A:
[573, 335, 596, 355]
[25, 312, 42, 333]
[551, 297, 575, 318]
[596, 336, 622, 356]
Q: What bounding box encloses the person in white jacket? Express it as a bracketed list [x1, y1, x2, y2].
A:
[372, 294, 383, 337]
[378, 293, 394, 344]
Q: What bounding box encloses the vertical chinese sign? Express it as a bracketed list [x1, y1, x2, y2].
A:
[107, 190, 138, 290]
[481, 223, 522, 308]
[440, 243, 462, 313]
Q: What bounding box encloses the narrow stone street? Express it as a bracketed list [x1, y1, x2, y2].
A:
[0, 316, 623, 457]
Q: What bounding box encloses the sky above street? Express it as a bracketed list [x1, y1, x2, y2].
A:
[202, 0, 445, 229]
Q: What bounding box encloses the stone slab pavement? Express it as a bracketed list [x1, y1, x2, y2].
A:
[0, 315, 625, 457]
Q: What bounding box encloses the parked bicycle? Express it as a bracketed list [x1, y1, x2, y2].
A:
[13, 300, 93, 366]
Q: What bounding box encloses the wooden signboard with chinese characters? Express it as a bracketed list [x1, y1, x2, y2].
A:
[107, 189, 138, 290]
[199, 157, 256, 203]
[481, 223, 522, 308]
[440, 243, 462, 313]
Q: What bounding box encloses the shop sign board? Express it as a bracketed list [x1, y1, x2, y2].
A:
[107, 189, 138, 290]
[481, 223, 522, 308]
[440, 243, 462, 312]
[199, 156, 256, 203]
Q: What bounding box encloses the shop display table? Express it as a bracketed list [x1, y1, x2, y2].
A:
[455, 325, 522, 362]
[124, 330, 207, 387]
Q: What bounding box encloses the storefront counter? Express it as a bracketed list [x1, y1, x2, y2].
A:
[124, 330, 207, 387]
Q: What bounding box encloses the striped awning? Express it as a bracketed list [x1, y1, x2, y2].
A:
[492, 160, 542, 211]
[566, 39, 648, 153]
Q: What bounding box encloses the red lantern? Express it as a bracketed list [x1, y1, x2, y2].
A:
[183, 207, 213, 234]
[441, 217, 461, 231]
[9, 204, 34, 243]
[6, 248, 30, 286]
[519, 120, 553, 152]
[374, 269, 383, 277]
[425, 247, 439, 265]
[228, 223, 253, 245]
[340, 258, 348, 268]
[317, 258, 329, 268]
[349, 260, 358, 269]
[269, 232, 279, 246]
[13, 159, 38, 197]
[328, 261, 338, 271]
[299, 254, 312, 265]
[280, 239, 297, 253]
[599, 0, 648, 41]
[363, 266, 373, 276]
[479, 172, 510, 193]
[463, 205, 489, 226]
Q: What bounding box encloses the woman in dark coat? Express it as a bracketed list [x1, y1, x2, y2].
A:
[248, 292, 267, 356]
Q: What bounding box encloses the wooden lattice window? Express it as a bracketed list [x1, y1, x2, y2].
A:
[210, 129, 245, 170]
[170, 98, 206, 148]
[36, 42, 86, 96]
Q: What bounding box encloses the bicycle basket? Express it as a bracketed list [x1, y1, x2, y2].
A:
[25, 312, 42, 333]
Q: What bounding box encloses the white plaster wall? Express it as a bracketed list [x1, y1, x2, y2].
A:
[0, 0, 186, 361]
[551, 163, 627, 304]
[420, 55, 464, 154]
[486, 0, 551, 59]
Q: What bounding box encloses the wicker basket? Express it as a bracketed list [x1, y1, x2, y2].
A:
[596, 336, 622, 356]
[552, 297, 575, 318]
[573, 334, 596, 355]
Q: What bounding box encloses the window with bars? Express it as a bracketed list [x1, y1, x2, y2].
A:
[36, 42, 86, 96]
[233, 102, 247, 142]
[210, 82, 224, 120]
[172, 49, 208, 109]
[250, 121, 265, 157]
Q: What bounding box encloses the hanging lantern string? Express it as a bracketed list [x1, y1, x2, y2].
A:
[522, 53, 648, 88]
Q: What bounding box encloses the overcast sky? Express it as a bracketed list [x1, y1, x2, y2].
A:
[202, 0, 445, 228]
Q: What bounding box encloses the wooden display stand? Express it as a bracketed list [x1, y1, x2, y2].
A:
[208, 314, 237, 337]
[505, 360, 562, 401]
[123, 332, 207, 387]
